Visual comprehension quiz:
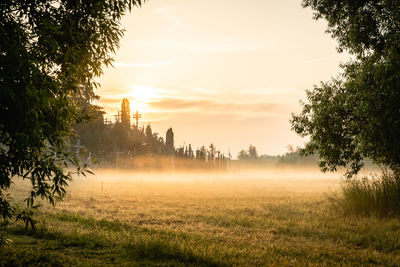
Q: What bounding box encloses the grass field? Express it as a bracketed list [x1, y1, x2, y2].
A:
[1, 169, 400, 266]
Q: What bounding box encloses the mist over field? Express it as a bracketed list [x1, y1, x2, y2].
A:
[3, 0, 400, 265]
[7, 168, 399, 266]
[12, 167, 343, 208]
[13, 167, 344, 225]
[66, 168, 341, 198]
[10, 166, 344, 227]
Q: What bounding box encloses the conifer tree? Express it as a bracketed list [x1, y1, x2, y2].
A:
[121, 98, 131, 128]
[165, 128, 174, 155]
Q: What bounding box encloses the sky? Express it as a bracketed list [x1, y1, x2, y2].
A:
[96, 0, 349, 157]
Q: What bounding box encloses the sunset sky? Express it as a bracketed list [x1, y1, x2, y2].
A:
[96, 0, 349, 157]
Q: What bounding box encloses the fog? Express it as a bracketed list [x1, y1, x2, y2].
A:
[8, 166, 359, 230]
[12, 164, 384, 204]
[64, 167, 344, 199]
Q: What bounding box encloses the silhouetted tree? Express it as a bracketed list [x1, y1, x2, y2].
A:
[188, 144, 194, 159]
[292, 0, 400, 177]
[155, 135, 164, 154]
[165, 128, 174, 155]
[74, 106, 107, 156]
[196, 146, 207, 161]
[145, 124, 152, 138]
[121, 98, 131, 128]
[110, 122, 130, 152]
[208, 144, 216, 161]
[248, 145, 258, 160]
[0, 0, 144, 226]
[238, 149, 249, 160]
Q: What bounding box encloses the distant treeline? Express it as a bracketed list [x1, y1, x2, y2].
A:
[237, 144, 318, 166]
[236, 145, 381, 172]
[71, 98, 229, 169]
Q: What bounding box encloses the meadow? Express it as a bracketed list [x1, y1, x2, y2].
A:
[1, 169, 400, 266]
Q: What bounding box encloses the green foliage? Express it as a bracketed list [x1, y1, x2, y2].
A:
[76, 116, 166, 159]
[0, 192, 14, 221]
[15, 204, 41, 231]
[0, 0, 144, 227]
[332, 171, 400, 218]
[302, 0, 399, 57]
[291, 1, 400, 176]
[0, 233, 13, 249]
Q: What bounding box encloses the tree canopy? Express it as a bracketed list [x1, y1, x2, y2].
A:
[0, 0, 143, 225]
[291, 0, 400, 177]
[237, 145, 259, 160]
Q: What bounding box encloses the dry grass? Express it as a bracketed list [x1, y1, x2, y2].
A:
[2, 169, 400, 266]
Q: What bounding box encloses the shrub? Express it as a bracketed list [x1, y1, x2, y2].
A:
[333, 171, 400, 217]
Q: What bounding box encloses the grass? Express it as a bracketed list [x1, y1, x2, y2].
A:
[1, 170, 400, 266]
[334, 171, 400, 218]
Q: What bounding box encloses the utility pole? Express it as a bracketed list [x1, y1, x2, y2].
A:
[132, 111, 142, 129]
[228, 149, 232, 171]
[104, 118, 111, 127]
[114, 110, 121, 124]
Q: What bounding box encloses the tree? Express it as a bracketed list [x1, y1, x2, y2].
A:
[121, 98, 131, 128]
[145, 124, 152, 138]
[238, 149, 249, 160]
[198, 146, 207, 161]
[74, 106, 107, 156]
[291, 0, 400, 177]
[208, 143, 216, 161]
[0, 0, 144, 225]
[248, 145, 258, 160]
[165, 128, 174, 155]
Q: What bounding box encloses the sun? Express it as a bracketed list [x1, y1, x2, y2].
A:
[126, 85, 166, 113]
[128, 85, 160, 103]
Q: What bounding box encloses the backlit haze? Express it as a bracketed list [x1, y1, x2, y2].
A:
[96, 0, 348, 157]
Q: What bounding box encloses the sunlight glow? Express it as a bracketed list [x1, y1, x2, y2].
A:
[128, 85, 165, 102]
[96, 0, 349, 155]
[126, 85, 171, 114]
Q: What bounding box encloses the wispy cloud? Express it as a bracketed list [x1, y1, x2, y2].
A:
[125, 41, 273, 53]
[148, 98, 292, 118]
[155, 7, 183, 31]
[182, 87, 219, 95]
[187, 43, 272, 53]
[113, 61, 173, 68]
[125, 41, 179, 48]
[97, 84, 302, 120]
[237, 87, 298, 96]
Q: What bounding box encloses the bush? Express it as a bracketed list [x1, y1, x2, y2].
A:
[333, 171, 400, 218]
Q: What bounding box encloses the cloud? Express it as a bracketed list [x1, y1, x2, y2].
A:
[237, 87, 298, 96]
[113, 62, 173, 68]
[187, 43, 271, 53]
[125, 41, 179, 48]
[125, 41, 274, 53]
[97, 84, 302, 121]
[155, 7, 183, 31]
[148, 98, 292, 118]
[95, 96, 121, 105]
[182, 87, 219, 95]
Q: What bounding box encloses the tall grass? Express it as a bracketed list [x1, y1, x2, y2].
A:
[334, 171, 400, 217]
